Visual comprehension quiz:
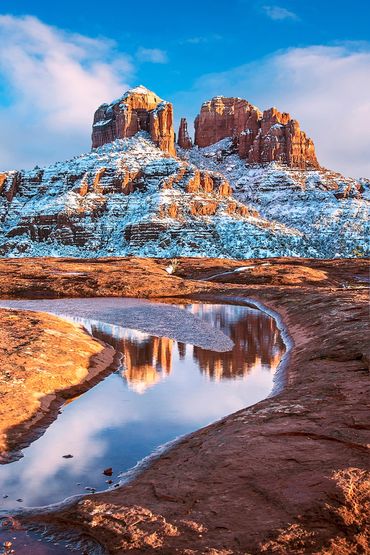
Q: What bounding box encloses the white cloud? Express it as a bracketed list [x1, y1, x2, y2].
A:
[136, 47, 168, 64]
[0, 15, 133, 170]
[179, 35, 222, 45]
[183, 37, 208, 45]
[262, 5, 299, 21]
[173, 44, 370, 178]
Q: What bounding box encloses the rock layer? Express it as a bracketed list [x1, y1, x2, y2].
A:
[1, 135, 307, 259]
[91, 86, 176, 156]
[194, 96, 319, 169]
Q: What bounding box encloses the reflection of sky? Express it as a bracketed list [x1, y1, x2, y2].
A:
[0, 302, 284, 512]
[0, 528, 84, 554]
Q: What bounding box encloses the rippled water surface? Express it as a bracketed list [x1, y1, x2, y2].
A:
[0, 299, 285, 513]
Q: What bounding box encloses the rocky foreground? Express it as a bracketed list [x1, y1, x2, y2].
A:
[0, 257, 368, 554]
[0, 309, 114, 463]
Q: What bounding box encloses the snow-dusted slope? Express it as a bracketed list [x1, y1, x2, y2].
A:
[0, 134, 305, 259]
[182, 139, 369, 258]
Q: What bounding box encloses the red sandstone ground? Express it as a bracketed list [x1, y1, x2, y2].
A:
[0, 257, 368, 299]
[0, 257, 368, 554]
[0, 309, 115, 463]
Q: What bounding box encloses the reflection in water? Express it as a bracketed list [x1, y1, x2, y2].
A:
[84, 304, 284, 392]
[0, 302, 285, 512]
[122, 334, 174, 393]
[0, 526, 87, 555]
[188, 304, 283, 380]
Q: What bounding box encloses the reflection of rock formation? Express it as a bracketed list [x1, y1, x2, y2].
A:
[187, 304, 284, 381]
[89, 323, 174, 393]
[124, 336, 174, 393]
[86, 303, 285, 392]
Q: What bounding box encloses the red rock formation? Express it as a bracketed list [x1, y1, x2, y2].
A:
[194, 97, 319, 169]
[195, 97, 262, 149]
[177, 118, 193, 149]
[91, 86, 176, 156]
[185, 169, 232, 197]
[0, 172, 21, 202]
[0, 174, 7, 191]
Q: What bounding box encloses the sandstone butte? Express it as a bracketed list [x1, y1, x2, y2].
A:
[192, 96, 319, 169]
[91, 85, 319, 169]
[91, 85, 176, 156]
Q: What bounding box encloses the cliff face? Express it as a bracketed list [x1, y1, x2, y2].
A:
[193, 97, 319, 169]
[194, 97, 262, 150]
[91, 86, 176, 156]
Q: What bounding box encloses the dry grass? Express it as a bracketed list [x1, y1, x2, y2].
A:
[260, 468, 370, 554]
[260, 523, 316, 553]
[322, 468, 370, 554]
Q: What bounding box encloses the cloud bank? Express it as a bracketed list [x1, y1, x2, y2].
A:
[174, 44, 370, 177]
[0, 15, 133, 169]
[0, 15, 368, 179]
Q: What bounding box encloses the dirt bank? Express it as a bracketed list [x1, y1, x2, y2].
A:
[0, 309, 115, 463]
[1, 257, 368, 554]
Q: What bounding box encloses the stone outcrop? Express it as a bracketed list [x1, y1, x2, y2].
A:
[0, 171, 21, 202]
[194, 97, 319, 169]
[177, 118, 192, 149]
[91, 86, 176, 156]
[91, 88, 317, 168]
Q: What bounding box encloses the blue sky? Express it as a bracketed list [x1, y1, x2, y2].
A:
[0, 1, 369, 176]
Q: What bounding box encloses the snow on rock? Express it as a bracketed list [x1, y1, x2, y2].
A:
[0, 134, 303, 259]
[181, 139, 369, 258]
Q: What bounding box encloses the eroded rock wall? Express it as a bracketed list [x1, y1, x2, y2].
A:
[92, 86, 176, 156]
[194, 97, 319, 169]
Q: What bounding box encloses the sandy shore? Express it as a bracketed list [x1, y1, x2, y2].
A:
[0, 257, 368, 554]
